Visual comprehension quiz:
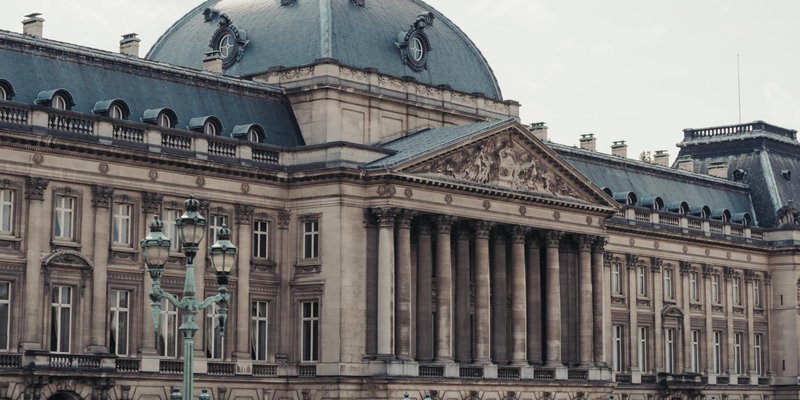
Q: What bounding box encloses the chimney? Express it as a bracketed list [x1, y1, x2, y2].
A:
[529, 122, 548, 142]
[203, 51, 224, 74]
[22, 13, 44, 38]
[707, 161, 729, 179]
[579, 133, 596, 151]
[653, 150, 670, 167]
[676, 155, 694, 172]
[120, 33, 140, 57]
[611, 140, 628, 158]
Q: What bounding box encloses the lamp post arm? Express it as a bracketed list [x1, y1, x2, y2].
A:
[152, 286, 183, 309]
[197, 291, 228, 311]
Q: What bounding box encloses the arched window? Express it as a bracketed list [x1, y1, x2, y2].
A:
[188, 116, 222, 135]
[109, 104, 125, 119]
[204, 121, 217, 135]
[157, 113, 173, 128]
[248, 128, 260, 143]
[0, 80, 15, 101]
[52, 95, 68, 110]
[142, 108, 178, 128]
[232, 124, 266, 143]
[0, 86, 6, 101]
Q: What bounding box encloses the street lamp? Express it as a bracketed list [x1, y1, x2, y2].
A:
[141, 195, 237, 400]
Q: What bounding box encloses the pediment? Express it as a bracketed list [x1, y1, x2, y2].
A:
[399, 123, 615, 208]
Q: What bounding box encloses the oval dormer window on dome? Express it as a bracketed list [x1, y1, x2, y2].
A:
[204, 122, 216, 135]
[110, 105, 124, 119]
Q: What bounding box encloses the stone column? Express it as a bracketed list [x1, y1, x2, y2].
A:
[396, 210, 415, 361]
[510, 226, 528, 365]
[680, 262, 693, 373]
[373, 207, 398, 358]
[591, 238, 606, 366]
[276, 209, 292, 359]
[527, 235, 543, 366]
[702, 264, 714, 374]
[744, 269, 756, 375]
[491, 230, 508, 364]
[454, 224, 471, 363]
[234, 204, 254, 359]
[416, 221, 434, 361]
[577, 235, 593, 367]
[652, 258, 663, 373]
[626, 255, 639, 372]
[89, 185, 114, 353]
[21, 177, 49, 351]
[473, 221, 492, 364]
[434, 216, 454, 363]
[724, 267, 735, 374]
[544, 231, 563, 367]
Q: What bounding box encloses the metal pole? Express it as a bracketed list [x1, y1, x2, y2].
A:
[180, 246, 200, 400]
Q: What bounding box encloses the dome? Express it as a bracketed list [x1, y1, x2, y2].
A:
[146, 0, 503, 100]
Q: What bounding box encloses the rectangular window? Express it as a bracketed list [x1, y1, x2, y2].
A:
[637, 266, 647, 297]
[638, 326, 648, 372]
[734, 332, 742, 374]
[732, 277, 741, 306]
[664, 328, 675, 373]
[754, 280, 762, 307]
[0, 189, 13, 234]
[0, 281, 9, 351]
[162, 209, 181, 251]
[109, 290, 130, 356]
[663, 269, 674, 300]
[690, 271, 699, 301]
[713, 330, 722, 374]
[612, 325, 624, 372]
[302, 220, 320, 260]
[53, 195, 75, 240]
[159, 299, 178, 358]
[611, 262, 622, 295]
[253, 220, 270, 259]
[712, 275, 721, 304]
[112, 203, 132, 245]
[209, 215, 227, 246]
[206, 303, 225, 360]
[50, 286, 72, 353]
[690, 329, 700, 373]
[301, 300, 320, 362]
[251, 300, 268, 361]
[754, 334, 763, 375]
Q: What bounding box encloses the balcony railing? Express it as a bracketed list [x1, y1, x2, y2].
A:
[497, 367, 520, 380]
[567, 369, 588, 381]
[298, 364, 317, 377]
[611, 206, 763, 241]
[459, 366, 483, 379]
[116, 358, 141, 372]
[532, 369, 555, 381]
[0, 104, 28, 124]
[0, 353, 22, 368]
[159, 359, 183, 374]
[48, 111, 95, 135]
[112, 123, 145, 143]
[207, 362, 236, 376]
[253, 364, 278, 377]
[418, 365, 444, 378]
[684, 121, 797, 141]
[49, 353, 103, 369]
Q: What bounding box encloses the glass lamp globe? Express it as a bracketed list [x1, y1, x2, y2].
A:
[140, 216, 172, 272]
[176, 195, 207, 247]
[209, 224, 237, 276]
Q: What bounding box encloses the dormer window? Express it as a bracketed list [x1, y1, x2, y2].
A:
[93, 99, 130, 120]
[0, 80, 15, 101]
[232, 123, 266, 143]
[204, 122, 217, 135]
[158, 113, 172, 128]
[52, 95, 68, 110]
[36, 89, 75, 111]
[188, 116, 223, 135]
[109, 104, 125, 119]
[248, 128, 260, 142]
[142, 108, 178, 129]
[0, 86, 6, 101]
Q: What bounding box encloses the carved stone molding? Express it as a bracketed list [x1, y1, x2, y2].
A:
[592, 236, 607, 253]
[91, 185, 115, 208]
[397, 209, 417, 229]
[744, 269, 755, 282]
[625, 254, 640, 269]
[235, 204, 255, 225]
[370, 207, 399, 227]
[25, 176, 49, 200]
[142, 192, 163, 214]
[576, 235, 592, 250]
[510, 226, 527, 243]
[723, 266, 735, 280]
[603, 252, 614, 266]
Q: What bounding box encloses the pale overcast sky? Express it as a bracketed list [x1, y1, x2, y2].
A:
[2, 1, 798, 161]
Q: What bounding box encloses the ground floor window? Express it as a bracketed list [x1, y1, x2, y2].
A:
[301, 300, 319, 362]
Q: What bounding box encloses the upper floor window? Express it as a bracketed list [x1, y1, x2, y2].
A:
[663, 268, 674, 300]
[611, 262, 623, 295]
[53, 195, 76, 241]
[753, 280, 762, 307]
[637, 265, 647, 297]
[0, 281, 9, 351]
[162, 209, 181, 252]
[689, 271, 699, 302]
[302, 218, 320, 260]
[0, 189, 14, 235]
[206, 303, 225, 360]
[251, 300, 268, 361]
[50, 286, 72, 353]
[209, 215, 227, 245]
[158, 113, 172, 128]
[712, 330, 722, 374]
[52, 95, 68, 110]
[159, 299, 178, 358]
[733, 332, 743, 374]
[0, 86, 6, 101]
[301, 300, 320, 362]
[612, 325, 624, 373]
[638, 326, 648, 372]
[732, 276, 741, 306]
[711, 275, 721, 304]
[754, 334, 764, 376]
[248, 129, 261, 143]
[253, 220, 270, 259]
[109, 289, 130, 356]
[664, 328, 675, 373]
[112, 203, 132, 246]
[690, 329, 701, 373]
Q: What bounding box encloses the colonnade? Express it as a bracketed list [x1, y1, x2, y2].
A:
[370, 207, 607, 368]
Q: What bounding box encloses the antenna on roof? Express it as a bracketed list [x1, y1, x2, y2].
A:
[737, 54, 742, 124]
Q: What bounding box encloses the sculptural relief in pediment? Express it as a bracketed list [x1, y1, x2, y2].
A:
[408, 131, 588, 201]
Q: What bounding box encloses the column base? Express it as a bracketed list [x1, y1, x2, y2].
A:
[544, 360, 564, 368]
[472, 358, 492, 366]
[434, 356, 453, 364]
[386, 360, 419, 377]
[578, 361, 594, 368]
[510, 359, 530, 367]
[19, 342, 42, 352]
[86, 345, 109, 354]
[375, 353, 397, 362]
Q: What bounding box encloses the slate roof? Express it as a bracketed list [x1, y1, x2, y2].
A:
[366, 118, 514, 169]
[677, 122, 800, 227]
[147, 0, 503, 100]
[0, 30, 304, 147]
[552, 144, 757, 221]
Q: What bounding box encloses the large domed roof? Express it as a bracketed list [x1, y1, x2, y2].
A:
[147, 0, 503, 100]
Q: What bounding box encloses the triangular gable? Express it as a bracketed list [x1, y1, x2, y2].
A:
[388, 121, 617, 209]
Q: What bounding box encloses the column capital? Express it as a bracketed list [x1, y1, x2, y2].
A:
[592, 236, 607, 252]
[434, 215, 455, 234]
[544, 230, 562, 248]
[142, 192, 163, 214]
[472, 220, 493, 239]
[723, 266, 735, 280]
[701, 264, 714, 278]
[235, 204, 255, 225]
[651, 257, 663, 273]
[680, 261, 692, 276]
[576, 235, 593, 250]
[397, 209, 417, 229]
[277, 209, 291, 229]
[455, 223, 471, 241]
[25, 176, 50, 200]
[625, 253, 640, 269]
[371, 207, 399, 227]
[764, 272, 772, 286]
[510, 225, 528, 243]
[744, 269, 755, 282]
[526, 231, 542, 249]
[91, 185, 115, 208]
[603, 251, 614, 266]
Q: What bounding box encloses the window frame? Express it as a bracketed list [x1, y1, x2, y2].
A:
[712, 330, 722, 374]
[298, 214, 322, 263]
[252, 219, 271, 260]
[0, 86, 6, 101]
[0, 281, 10, 351]
[663, 268, 674, 300]
[611, 262, 623, 295]
[251, 300, 269, 361]
[638, 326, 648, 372]
[204, 121, 217, 136]
[159, 298, 179, 358]
[300, 300, 320, 363]
[52, 189, 81, 245]
[612, 324, 624, 373]
[637, 265, 647, 297]
[108, 289, 130, 356]
[690, 329, 701, 373]
[206, 302, 226, 360]
[689, 271, 699, 302]
[0, 188, 14, 236]
[711, 274, 721, 304]
[754, 333, 763, 376]
[50, 285, 73, 354]
[733, 332, 742, 374]
[112, 202, 134, 247]
[52, 94, 68, 110]
[753, 279, 762, 308]
[161, 208, 182, 253]
[732, 276, 741, 306]
[208, 213, 229, 247]
[664, 328, 675, 373]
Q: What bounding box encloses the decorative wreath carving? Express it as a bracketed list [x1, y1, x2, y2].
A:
[204, 10, 249, 68]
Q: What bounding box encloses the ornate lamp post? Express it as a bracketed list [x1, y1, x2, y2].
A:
[141, 196, 237, 399]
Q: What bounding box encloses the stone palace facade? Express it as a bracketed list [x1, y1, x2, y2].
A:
[0, 1, 799, 400]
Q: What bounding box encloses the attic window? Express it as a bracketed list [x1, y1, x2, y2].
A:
[110, 104, 125, 119]
[143, 108, 178, 128]
[248, 129, 260, 142]
[0, 80, 14, 101]
[0, 86, 6, 101]
[158, 113, 173, 128]
[232, 124, 266, 143]
[52, 95, 68, 110]
[204, 121, 218, 135]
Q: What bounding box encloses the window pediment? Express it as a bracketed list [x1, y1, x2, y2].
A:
[43, 250, 93, 269]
